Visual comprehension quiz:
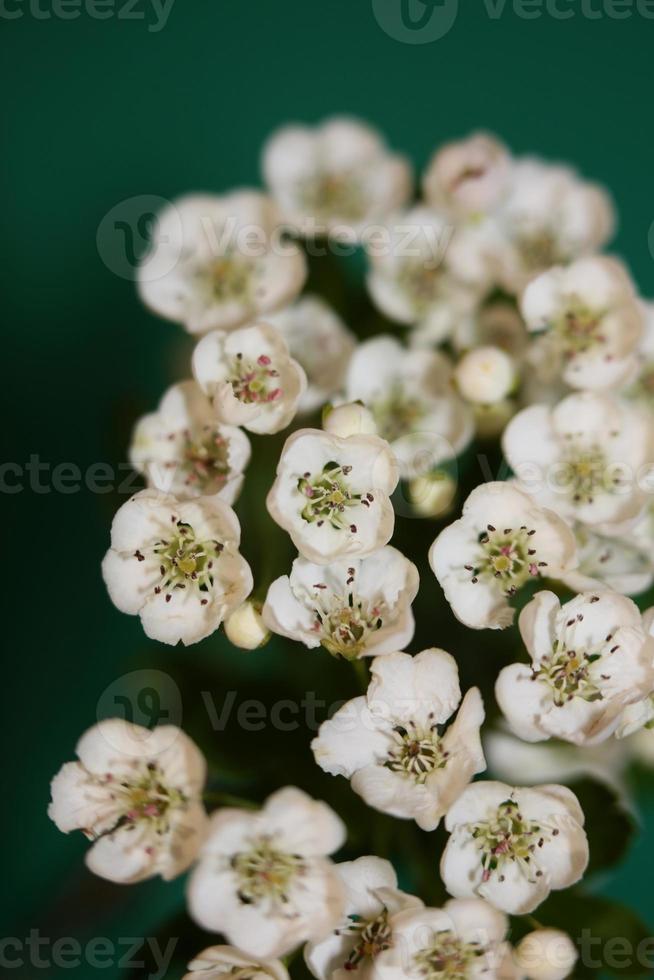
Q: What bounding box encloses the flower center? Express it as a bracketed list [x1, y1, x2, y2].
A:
[413, 931, 483, 980]
[557, 443, 611, 504]
[398, 261, 445, 314]
[231, 836, 306, 907]
[373, 385, 425, 442]
[342, 910, 393, 971]
[229, 352, 282, 405]
[201, 254, 254, 302]
[516, 228, 562, 272]
[551, 302, 604, 358]
[300, 171, 367, 223]
[471, 799, 555, 885]
[385, 722, 449, 783]
[179, 427, 231, 492]
[466, 524, 543, 597]
[90, 762, 186, 842]
[299, 462, 369, 532]
[533, 597, 609, 705]
[134, 518, 224, 603]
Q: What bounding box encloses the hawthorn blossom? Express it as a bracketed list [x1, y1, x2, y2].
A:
[373, 899, 514, 980]
[262, 547, 419, 660]
[440, 781, 589, 915]
[266, 295, 356, 413]
[520, 256, 643, 390]
[183, 947, 289, 980]
[192, 322, 307, 434]
[129, 380, 251, 503]
[102, 489, 253, 645]
[138, 192, 306, 334]
[312, 650, 485, 831]
[559, 524, 654, 597]
[495, 591, 654, 745]
[423, 132, 511, 218]
[365, 206, 491, 345]
[266, 428, 399, 564]
[304, 856, 422, 980]
[48, 718, 208, 884]
[502, 392, 654, 528]
[344, 336, 473, 478]
[492, 159, 614, 294]
[262, 117, 411, 238]
[428, 483, 578, 630]
[187, 787, 346, 959]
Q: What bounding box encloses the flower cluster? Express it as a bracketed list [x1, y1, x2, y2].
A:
[49, 118, 654, 979]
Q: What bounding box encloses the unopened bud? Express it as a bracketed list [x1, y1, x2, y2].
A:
[323, 402, 378, 439]
[515, 929, 578, 980]
[455, 345, 515, 404]
[409, 471, 457, 518]
[224, 601, 270, 650]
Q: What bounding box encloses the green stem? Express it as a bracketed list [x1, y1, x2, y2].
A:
[203, 790, 259, 809]
[350, 656, 370, 692]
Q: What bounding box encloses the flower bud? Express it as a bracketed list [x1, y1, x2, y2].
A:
[455, 345, 515, 405]
[515, 929, 578, 980]
[224, 601, 270, 650]
[409, 471, 457, 518]
[323, 401, 378, 439]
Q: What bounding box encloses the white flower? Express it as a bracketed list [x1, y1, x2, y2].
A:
[496, 590, 654, 745]
[305, 856, 422, 980]
[409, 471, 457, 519]
[263, 547, 419, 660]
[502, 392, 654, 528]
[324, 402, 378, 440]
[266, 429, 399, 564]
[429, 483, 578, 630]
[266, 295, 356, 413]
[492, 159, 614, 293]
[455, 346, 516, 405]
[616, 606, 654, 739]
[345, 335, 473, 478]
[622, 300, 654, 407]
[187, 786, 346, 959]
[448, 300, 529, 358]
[183, 946, 289, 980]
[262, 117, 411, 239]
[559, 523, 654, 597]
[48, 718, 208, 884]
[521, 256, 643, 390]
[138, 192, 306, 334]
[441, 781, 589, 915]
[514, 930, 578, 980]
[312, 650, 485, 831]
[373, 898, 513, 980]
[224, 600, 271, 650]
[192, 322, 307, 435]
[102, 489, 253, 646]
[423, 132, 511, 217]
[365, 206, 490, 345]
[129, 380, 251, 503]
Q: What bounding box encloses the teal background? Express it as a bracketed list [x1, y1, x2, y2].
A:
[3, 0, 654, 976]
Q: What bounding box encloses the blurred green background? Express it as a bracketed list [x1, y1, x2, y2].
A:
[3, 0, 654, 976]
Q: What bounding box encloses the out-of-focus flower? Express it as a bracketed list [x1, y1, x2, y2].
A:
[183, 946, 289, 980]
[365, 206, 490, 345]
[323, 402, 378, 439]
[514, 930, 578, 980]
[502, 392, 654, 528]
[266, 428, 398, 564]
[192, 322, 307, 435]
[409, 471, 457, 518]
[102, 489, 253, 645]
[266, 296, 356, 413]
[262, 117, 411, 239]
[455, 346, 516, 405]
[521, 256, 643, 390]
[622, 300, 654, 408]
[560, 523, 654, 597]
[312, 650, 485, 831]
[441, 781, 589, 915]
[429, 482, 577, 630]
[138, 192, 306, 334]
[616, 607, 654, 739]
[187, 787, 346, 959]
[224, 600, 270, 650]
[263, 547, 419, 660]
[304, 856, 422, 980]
[492, 159, 614, 294]
[129, 380, 251, 503]
[345, 335, 473, 478]
[49, 719, 207, 883]
[448, 300, 529, 358]
[496, 590, 654, 745]
[423, 132, 511, 217]
[373, 899, 514, 980]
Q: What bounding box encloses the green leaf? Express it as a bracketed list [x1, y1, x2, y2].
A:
[569, 779, 636, 875]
